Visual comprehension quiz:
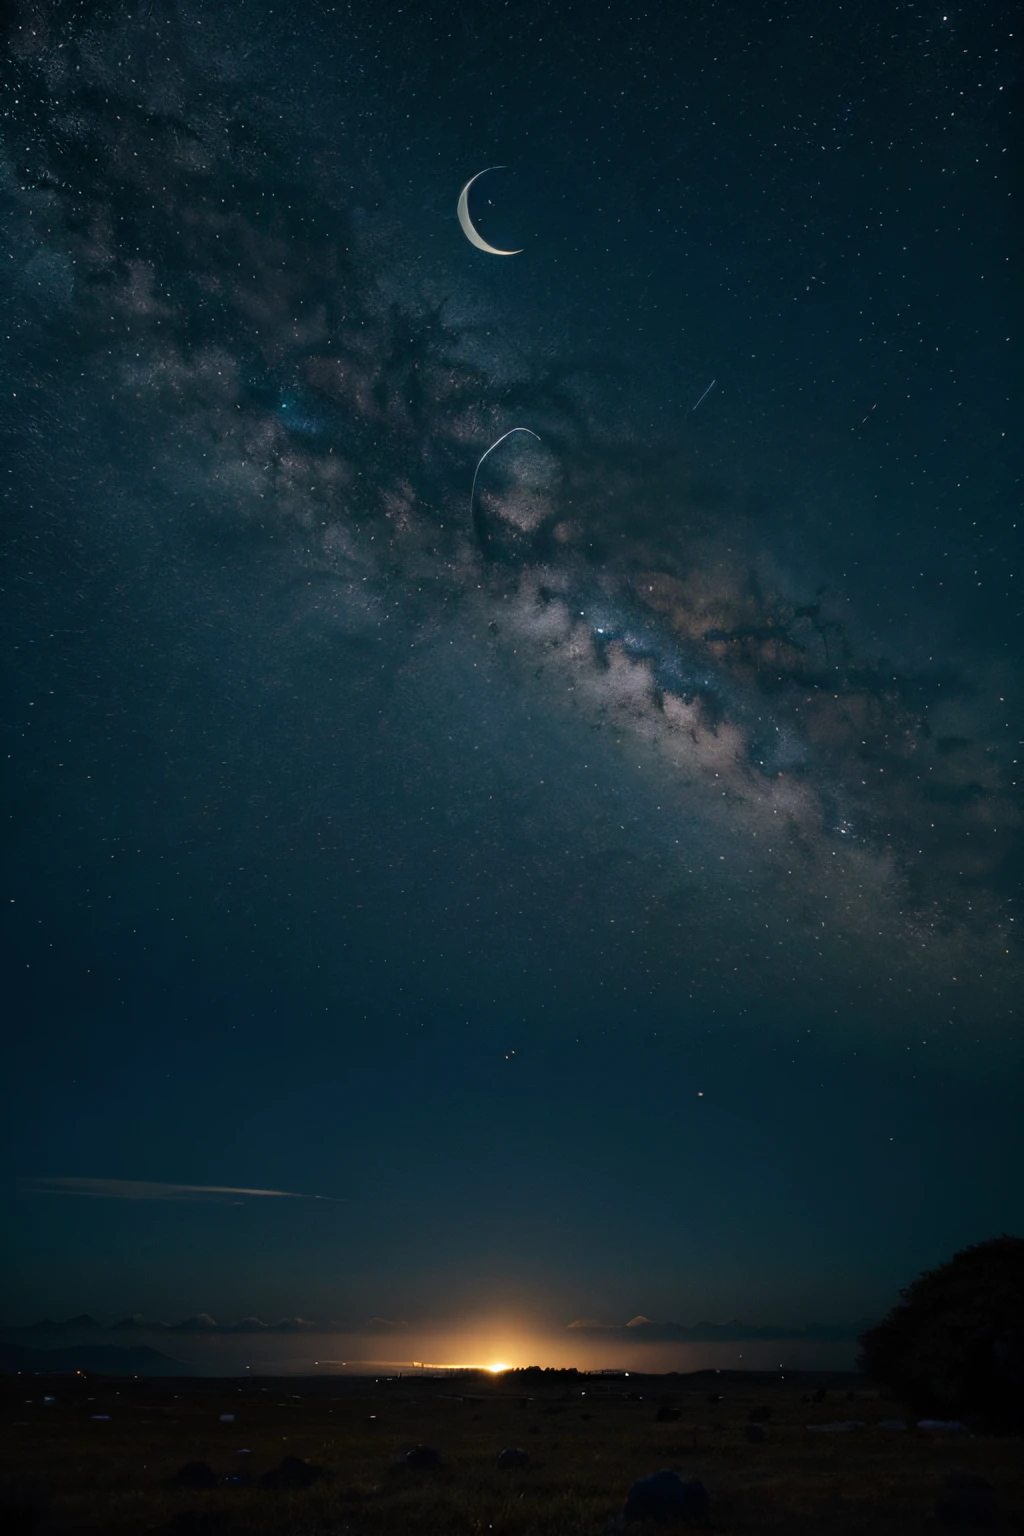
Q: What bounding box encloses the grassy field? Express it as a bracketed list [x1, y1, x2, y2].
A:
[2, 1369, 1022, 1534]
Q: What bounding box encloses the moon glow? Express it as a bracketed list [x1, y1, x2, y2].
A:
[457, 167, 523, 256]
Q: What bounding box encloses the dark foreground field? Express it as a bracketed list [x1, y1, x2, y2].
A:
[2, 1370, 1022, 1535]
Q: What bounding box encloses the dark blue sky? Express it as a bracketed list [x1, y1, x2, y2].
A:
[1, 0, 1021, 1365]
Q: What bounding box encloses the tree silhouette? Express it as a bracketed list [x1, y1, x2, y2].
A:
[859, 1236, 1024, 1430]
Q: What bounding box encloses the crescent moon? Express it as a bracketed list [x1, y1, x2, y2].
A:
[457, 167, 523, 256]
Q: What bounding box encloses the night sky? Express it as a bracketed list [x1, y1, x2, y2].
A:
[1, 0, 1021, 1374]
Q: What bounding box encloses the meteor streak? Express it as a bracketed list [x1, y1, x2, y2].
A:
[469, 427, 541, 530]
[691, 379, 717, 412]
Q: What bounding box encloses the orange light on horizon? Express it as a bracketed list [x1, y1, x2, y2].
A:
[487, 1362, 510, 1373]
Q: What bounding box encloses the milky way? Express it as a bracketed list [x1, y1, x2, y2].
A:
[2, 0, 1019, 1046]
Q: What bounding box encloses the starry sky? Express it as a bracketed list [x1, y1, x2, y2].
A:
[1, 0, 1021, 1373]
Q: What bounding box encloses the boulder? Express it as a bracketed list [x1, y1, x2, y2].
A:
[497, 1448, 530, 1470]
[624, 1471, 710, 1524]
[404, 1446, 442, 1471]
[259, 1456, 327, 1490]
[655, 1406, 681, 1422]
[744, 1423, 767, 1443]
[169, 1463, 218, 1491]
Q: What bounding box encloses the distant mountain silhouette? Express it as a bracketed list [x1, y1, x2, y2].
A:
[27, 1314, 102, 1334]
[5, 1312, 872, 1342]
[6, 1312, 323, 1335]
[0, 1341, 191, 1376]
[568, 1317, 873, 1342]
[169, 1314, 315, 1333]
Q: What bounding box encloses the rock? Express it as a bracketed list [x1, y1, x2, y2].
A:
[748, 1405, 772, 1422]
[805, 1420, 864, 1433]
[624, 1471, 710, 1524]
[935, 1473, 996, 1528]
[260, 1456, 327, 1490]
[745, 1423, 767, 1443]
[404, 1446, 442, 1471]
[169, 1463, 218, 1490]
[655, 1406, 681, 1422]
[917, 1419, 970, 1433]
[497, 1448, 530, 1469]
